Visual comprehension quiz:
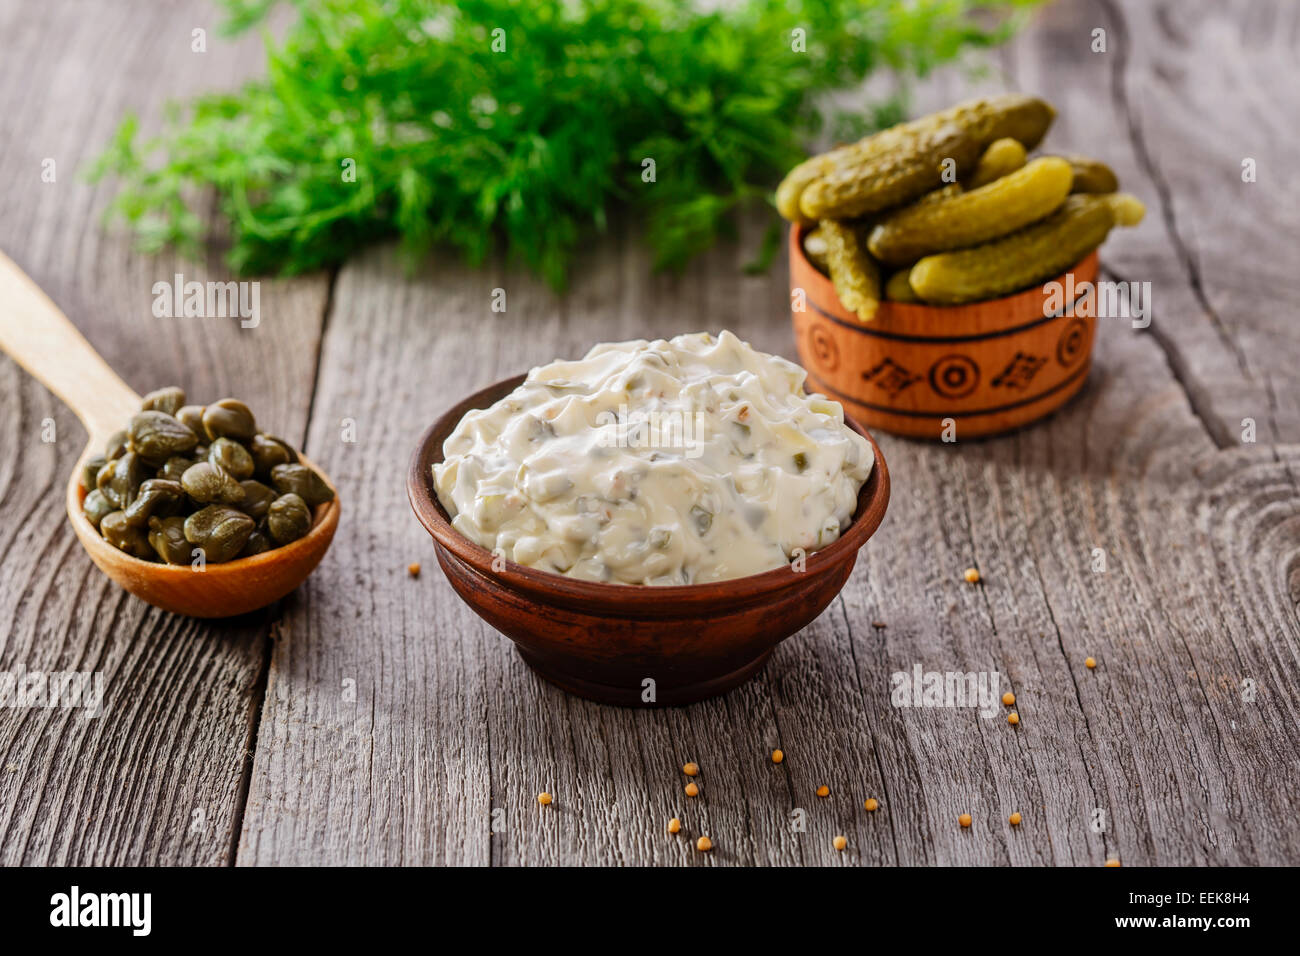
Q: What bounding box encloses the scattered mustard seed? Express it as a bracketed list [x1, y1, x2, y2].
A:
[1007, 712, 1020, 726]
[685, 782, 699, 797]
[1002, 692, 1015, 706]
[959, 813, 972, 828]
[771, 749, 784, 764]
[537, 792, 552, 806]
[864, 798, 879, 812]
[407, 562, 421, 577]
[683, 761, 699, 777]
[833, 835, 847, 851]
[1085, 657, 1097, 669]
[964, 567, 981, 584]
[667, 817, 682, 834]
[816, 785, 830, 798]
[696, 836, 713, 852]
[1009, 812, 1022, 826]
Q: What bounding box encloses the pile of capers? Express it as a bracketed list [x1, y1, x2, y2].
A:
[80, 386, 333, 565]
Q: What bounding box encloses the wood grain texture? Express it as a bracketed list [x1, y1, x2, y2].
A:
[0, 1, 330, 864]
[237, 0, 1300, 866]
[1, 0, 1297, 866]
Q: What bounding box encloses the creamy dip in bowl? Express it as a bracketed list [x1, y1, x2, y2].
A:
[433, 331, 874, 585]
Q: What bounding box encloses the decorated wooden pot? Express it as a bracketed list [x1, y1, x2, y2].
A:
[790, 224, 1099, 439]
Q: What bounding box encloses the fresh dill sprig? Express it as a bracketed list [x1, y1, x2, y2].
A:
[89, 0, 1038, 289]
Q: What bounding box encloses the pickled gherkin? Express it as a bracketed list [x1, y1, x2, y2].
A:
[799, 123, 979, 221]
[965, 137, 1028, 189]
[930, 93, 1056, 152]
[777, 146, 858, 224]
[867, 157, 1074, 266]
[777, 94, 1055, 224]
[908, 193, 1146, 305]
[885, 269, 921, 303]
[1058, 154, 1120, 194]
[819, 219, 881, 322]
[802, 226, 830, 275]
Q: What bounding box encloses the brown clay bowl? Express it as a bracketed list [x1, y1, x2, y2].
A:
[790, 224, 1100, 439]
[408, 374, 891, 706]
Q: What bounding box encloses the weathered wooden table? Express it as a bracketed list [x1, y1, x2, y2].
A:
[1, 0, 1297, 866]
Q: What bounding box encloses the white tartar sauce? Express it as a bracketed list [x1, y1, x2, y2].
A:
[433, 331, 873, 585]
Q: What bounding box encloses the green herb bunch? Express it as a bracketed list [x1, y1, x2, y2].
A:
[91, 0, 1038, 288]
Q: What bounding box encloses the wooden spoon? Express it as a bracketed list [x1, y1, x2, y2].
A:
[0, 251, 339, 617]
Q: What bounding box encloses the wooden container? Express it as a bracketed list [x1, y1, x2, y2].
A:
[408, 374, 891, 707]
[790, 225, 1099, 439]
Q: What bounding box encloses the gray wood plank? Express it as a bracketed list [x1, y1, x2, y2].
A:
[0, 0, 330, 864]
[239, 0, 1300, 865]
[1079, 0, 1300, 445]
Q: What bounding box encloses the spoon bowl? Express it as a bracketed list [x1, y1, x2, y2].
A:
[66, 452, 339, 618]
[0, 251, 339, 617]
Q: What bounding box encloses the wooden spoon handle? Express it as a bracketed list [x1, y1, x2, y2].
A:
[0, 251, 140, 441]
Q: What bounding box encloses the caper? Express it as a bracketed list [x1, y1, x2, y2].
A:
[95, 459, 117, 503]
[140, 386, 186, 416]
[209, 437, 255, 480]
[87, 390, 318, 562]
[100, 511, 153, 559]
[249, 434, 297, 476]
[237, 480, 277, 523]
[82, 489, 114, 529]
[104, 430, 128, 461]
[128, 411, 199, 465]
[159, 456, 193, 482]
[175, 404, 206, 434]
[270, 463, 334, 506]
[181, 461, 246, 506]
[124, 478, 184, 527]
[107, 452, 145, 510]
[239, 530, 273, 558]
[202, 399, 257, 442]
[792, 452, 809, 472]
[147, 516, 191, 565]
[267, 492, 312, 546]
[81, 454, 107, 493]
[184, 505, 255, 564]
